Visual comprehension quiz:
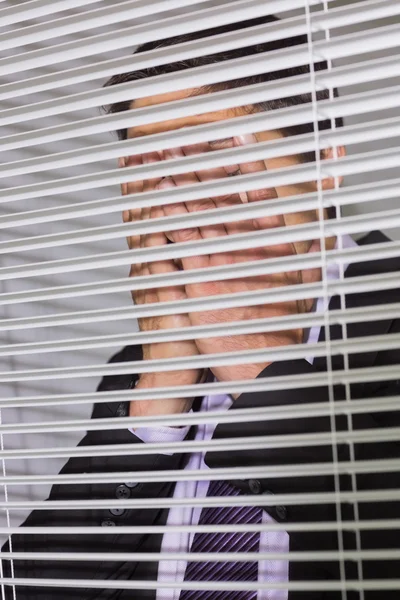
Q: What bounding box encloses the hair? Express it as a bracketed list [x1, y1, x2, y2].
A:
[103, 15, 342, 216]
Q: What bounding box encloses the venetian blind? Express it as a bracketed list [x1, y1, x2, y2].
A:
[0, 0, 400, 597]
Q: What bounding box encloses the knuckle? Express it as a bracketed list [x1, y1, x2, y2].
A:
[190, 200, 214, 212]
[252, 188, 274, 202]
[215, 192, 238, 204]
[175, 228, 198, 241]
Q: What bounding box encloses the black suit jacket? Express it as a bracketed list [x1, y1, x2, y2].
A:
[3, 231, 400, 600]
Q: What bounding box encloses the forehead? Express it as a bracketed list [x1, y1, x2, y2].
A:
[127, 87, 249, 139]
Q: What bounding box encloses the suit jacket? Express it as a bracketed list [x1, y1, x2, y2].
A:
[3, 231, 400, 600]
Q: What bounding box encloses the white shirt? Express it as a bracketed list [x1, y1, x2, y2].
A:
[130, 235, 357, 600]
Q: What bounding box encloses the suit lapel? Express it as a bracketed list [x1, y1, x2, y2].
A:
[314, 231, 397, 372]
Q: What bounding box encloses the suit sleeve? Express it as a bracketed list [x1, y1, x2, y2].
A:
[1, 346, 191, 599]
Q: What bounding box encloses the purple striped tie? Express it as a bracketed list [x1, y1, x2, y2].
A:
[180, 479, 262, 600]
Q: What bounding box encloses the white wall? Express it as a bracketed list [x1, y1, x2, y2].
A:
[0, 0, 398, 543]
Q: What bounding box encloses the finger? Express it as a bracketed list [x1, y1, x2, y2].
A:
[233, 134, 282, 234]
[127, 201, 143, 251]
[181, 141, 238, 189]
[181, 142, 254, 240]
[208, 138, 241, 178]
[131, 263, 156, 307]
[180, 143, 242, 210]
[139, 151, 164, 257]
[145, 207, 190, 305]
[183, 141, 242, 199]
[142, 151, 163, 196]
[183, 136, 254, 238]
[233, 134, 278, 203]
[122, 155, 144, 251]
[233, 136, 300, 264]
[122, 154, 144, 224]
[143, 206, 169, 253]
[145, 206, 180, 286]
[158, 176, 203, 245]
[155, 176, 209, 271]
[165, 146, 228, 239]
[141, 160, 158, 248]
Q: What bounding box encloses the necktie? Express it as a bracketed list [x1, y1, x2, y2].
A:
[180, 479, 262, 600]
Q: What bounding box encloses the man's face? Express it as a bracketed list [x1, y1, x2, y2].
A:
[120, 88, 341, 255]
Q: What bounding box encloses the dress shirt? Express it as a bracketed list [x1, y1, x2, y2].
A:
[130, 234, 357, 600]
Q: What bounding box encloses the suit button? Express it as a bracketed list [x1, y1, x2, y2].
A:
[116, 484, 131, 499]
[101, 519, 116, 527]
[248, 479, 262, 494]
[276, 505, 287, 521]
[116, 402, 128, 417]
[125, 481, 139, 489]
[109, 508, 125, 516]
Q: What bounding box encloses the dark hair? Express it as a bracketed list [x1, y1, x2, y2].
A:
[104, 15, 342, 216]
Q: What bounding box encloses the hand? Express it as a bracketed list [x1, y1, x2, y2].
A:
[121, 153, 205, 419]
[160, 136, 322, 384]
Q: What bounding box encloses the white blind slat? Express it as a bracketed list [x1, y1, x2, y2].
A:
[1, 208, 399, 283]
[2, 0, 400, 593]
[0, 357, 398, 408]
[1, 144, 398, 218]
[2, 112, 398, 182]
[2, 72, 397, 155]
[2, 172, 397, 233]
[1, 261, 399, 332]
[0, 393, 399, 440]
[1, 331, 399, 383]
[0, 0, 102, 27]
[0, 0, 218, 53]
[1, 0, 398, 103]
[0, 577, 399, 593]
[3, 488, 400, 509]
[0, 0, 321, 77]
[1, 549, 399, 562]
[2, 25, 398, 128]
[2, 300, 400, 358]
[1, 519, 399, 536]
[1, 458, 400, 488]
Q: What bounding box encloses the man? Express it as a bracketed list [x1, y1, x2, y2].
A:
[3, 15, 400, 600]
